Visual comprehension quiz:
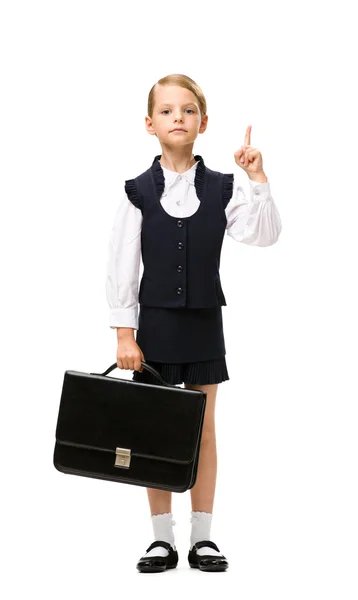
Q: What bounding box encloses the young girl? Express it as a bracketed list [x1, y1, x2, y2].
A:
[105, 74, 282, 573]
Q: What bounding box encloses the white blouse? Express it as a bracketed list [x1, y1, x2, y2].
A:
[106, 160, 282, 330]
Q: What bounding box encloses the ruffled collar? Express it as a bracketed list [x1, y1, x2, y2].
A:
[151, 154, 206, 202]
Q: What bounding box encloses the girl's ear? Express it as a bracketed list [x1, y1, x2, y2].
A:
[199, 115, 208, 134]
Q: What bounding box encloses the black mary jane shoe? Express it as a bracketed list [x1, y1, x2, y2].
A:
[188, 540, 229, 572]
[136, 540, 179, 573]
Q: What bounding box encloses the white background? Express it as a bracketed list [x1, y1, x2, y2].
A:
[1, 0, 357, 597]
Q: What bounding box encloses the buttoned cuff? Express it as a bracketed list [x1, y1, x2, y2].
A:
[109, 307, 138, 330]
[249, 179, 271, 201]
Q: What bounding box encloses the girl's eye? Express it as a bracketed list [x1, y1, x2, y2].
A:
[161, 109, 194, 114]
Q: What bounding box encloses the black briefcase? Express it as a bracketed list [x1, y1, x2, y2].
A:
[53, 361, 207, 493]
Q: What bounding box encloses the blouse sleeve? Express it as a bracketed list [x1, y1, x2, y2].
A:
[105, 187, 143, 330]
[225, 176, 282, 246]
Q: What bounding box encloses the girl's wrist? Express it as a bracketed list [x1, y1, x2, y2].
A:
[248, 172, 268, 183]
[116, 327, 135, 340]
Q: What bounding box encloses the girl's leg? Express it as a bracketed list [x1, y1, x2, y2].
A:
[139, 489, 176, 563]
[184, 382, 226, 560]
[146, 488, 172, 515]
[142, 489, 175, 558]
[184, 383, 219, 512]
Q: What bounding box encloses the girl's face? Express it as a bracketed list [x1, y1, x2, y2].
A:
[146, 85, 208, 146]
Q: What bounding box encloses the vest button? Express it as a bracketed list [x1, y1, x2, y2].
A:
[176, 287, 183, 294]
[178, 242, 184, 249]
[177, 265, 183, 272]
[177, 219, 183, 227]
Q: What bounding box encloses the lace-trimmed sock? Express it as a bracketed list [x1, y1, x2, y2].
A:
[190, 511, 223, 557]
[144, 512, 177, 558]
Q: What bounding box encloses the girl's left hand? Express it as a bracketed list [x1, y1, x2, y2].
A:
[234, 125, 265, 175]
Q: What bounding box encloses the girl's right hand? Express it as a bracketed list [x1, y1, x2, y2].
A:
[116, 337, 145, 372]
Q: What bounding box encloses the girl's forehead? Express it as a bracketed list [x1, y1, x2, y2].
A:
[155, 85, 197, 104]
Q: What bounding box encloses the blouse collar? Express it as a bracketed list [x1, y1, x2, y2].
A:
[151, 154, 206, 201]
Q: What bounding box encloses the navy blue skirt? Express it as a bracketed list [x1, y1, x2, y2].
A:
[132, 357, 229, 386]
[132, 305, 229, 386]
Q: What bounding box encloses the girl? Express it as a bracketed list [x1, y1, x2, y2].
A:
[105, 74, 282, 573]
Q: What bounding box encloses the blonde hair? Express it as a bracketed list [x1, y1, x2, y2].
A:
[148, 74, 207, 120]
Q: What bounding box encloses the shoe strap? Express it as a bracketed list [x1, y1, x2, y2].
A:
[146, 540, 173, 553]
[193, 540, 220, 552]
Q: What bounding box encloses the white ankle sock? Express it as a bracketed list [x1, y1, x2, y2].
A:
[190, 511, 223, 557]
[144, 512, 176, 558]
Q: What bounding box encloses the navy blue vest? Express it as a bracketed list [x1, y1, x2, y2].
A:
[124, 154, 234, 309]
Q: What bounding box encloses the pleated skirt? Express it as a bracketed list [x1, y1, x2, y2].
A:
[132, 305, 229, 386]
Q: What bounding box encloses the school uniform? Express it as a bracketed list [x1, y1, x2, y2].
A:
[106, 154, 282, 385]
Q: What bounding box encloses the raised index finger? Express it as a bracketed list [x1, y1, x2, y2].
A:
[244, 125, 252, 146]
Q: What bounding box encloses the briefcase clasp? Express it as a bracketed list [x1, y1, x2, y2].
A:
[115, 447, 131, 468]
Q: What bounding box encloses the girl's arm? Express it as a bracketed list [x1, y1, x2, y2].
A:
[105, 188, 142, 331]
[225, 177, 282, 246]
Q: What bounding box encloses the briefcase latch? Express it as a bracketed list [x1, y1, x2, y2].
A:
[115, 447, 131, 468]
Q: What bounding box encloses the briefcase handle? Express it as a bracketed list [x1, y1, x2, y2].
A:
[97, 361, 177, 388]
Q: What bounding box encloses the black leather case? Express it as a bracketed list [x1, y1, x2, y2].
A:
[54, 361, 207, 492]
